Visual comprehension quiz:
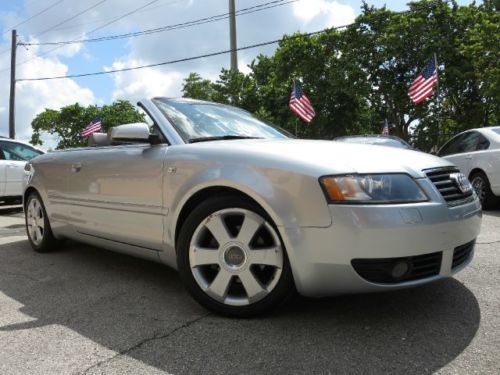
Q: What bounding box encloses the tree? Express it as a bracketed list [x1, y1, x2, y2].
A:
[182, 73, 218, 101]
[31, 100, 144, 149]
[180, 0, 499, 151]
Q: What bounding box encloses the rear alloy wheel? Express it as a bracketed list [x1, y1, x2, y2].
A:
[25, 192, 61, 252]
[470, 171, 499, 209]
[177, 196, 294, 317]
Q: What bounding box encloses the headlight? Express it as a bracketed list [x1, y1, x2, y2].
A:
[319, 174, 428, 204]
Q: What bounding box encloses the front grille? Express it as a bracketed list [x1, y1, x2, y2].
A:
[425, 167, 474, 206]
[351, 251, 442, 284]
[452, 240, 475, 269]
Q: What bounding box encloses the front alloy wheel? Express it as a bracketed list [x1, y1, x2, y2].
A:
[177, 197, 294, 317]
[26, 197, 45, 247]
[25, 192, 61, 252]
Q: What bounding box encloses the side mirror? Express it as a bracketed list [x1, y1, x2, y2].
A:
[108, 123, 151, 144]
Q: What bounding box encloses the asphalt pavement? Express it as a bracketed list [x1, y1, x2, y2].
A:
[0, 206, 499, 374]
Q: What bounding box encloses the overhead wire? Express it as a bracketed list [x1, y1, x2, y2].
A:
[41, 0, 191, 33]
[0, 0, 65, 56]
[0, 0, 163, 73]
[16, 27, 349, 82]
[2, 0, 291, 73]
[19, 0, 299, 46]
[1, 0, 66, 36]
[31, 0, 108, 39]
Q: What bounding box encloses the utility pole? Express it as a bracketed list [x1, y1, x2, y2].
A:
[8, 29, 17, 139]
[229, 0, 238, 71]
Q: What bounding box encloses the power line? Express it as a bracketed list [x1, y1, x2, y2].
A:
[40, 0, 189, 33]
[81, 0, 162, 38]
[0, 0, 66, 57]
[1, 0, 65, 36]
[32, 0, 108, 39]
[19, 0, 298, 46]
[2, 0, 291, 74]
[17, 27, 349, 82]
[0, 0, 164, 74]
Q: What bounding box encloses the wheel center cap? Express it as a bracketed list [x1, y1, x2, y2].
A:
[224, 246, 245, 267]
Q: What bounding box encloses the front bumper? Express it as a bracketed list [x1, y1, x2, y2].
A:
[282, 197, 482, 297]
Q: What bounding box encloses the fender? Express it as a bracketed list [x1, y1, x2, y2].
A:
[166, 160, 333, 247]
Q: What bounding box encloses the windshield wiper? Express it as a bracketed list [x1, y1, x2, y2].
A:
[188, 135, 263, 143]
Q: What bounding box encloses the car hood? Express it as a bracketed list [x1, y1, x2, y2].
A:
[182, 138, 453, 178]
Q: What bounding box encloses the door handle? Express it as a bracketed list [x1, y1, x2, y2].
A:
[71, 163, 82, 173]
[464, 156, 473, 160]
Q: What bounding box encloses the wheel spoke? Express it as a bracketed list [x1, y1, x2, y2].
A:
[35, 227, 43, 241]
[239, 269, 267, 302]
[205, 215, 231, 246]
[206, 269, 233, 301]
[249, 247, 282, 267]
[237, 213, 264, 246]
[190, 246, 219, 267]
[28, 225, 36, 240]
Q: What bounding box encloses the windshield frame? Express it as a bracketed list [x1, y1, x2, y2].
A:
[151, 98, 290, 144]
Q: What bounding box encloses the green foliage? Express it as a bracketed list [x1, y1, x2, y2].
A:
[31, 100, 144, 149]
[181, 0, 499, 151]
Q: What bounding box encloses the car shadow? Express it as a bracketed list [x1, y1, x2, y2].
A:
[0, 239, 480, 374]
[0, 206, 23, 215]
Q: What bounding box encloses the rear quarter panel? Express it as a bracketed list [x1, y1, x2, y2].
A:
[470, 149, 500, 195]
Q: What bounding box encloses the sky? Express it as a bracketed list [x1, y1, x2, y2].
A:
[0, 0, 476, 147]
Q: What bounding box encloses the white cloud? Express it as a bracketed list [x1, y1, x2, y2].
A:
[106, 59, 183, 102]
[0, 45, 94, 143]
[293, 0, 356, 27]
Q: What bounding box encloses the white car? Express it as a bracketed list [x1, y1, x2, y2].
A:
[0, 136, 43, 205]
[438, 126, 500, 208]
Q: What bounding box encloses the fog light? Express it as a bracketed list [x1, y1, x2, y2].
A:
[391, 261, 410, 279]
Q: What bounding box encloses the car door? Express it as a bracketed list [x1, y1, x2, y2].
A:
[0, 153, 6, 197]
[64, 143, 168, 251]
[0, 141, 41, 197]
[438, 132, 479, 175]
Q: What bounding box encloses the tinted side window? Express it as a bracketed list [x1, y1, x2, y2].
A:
[0, 141, 42, 161]
[476, 133, 490, 151]
[438, 134, 466, 156]
[459, 132, 481, 153]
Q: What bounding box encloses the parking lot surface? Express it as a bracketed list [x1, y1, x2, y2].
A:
[0, 206, 499, 374]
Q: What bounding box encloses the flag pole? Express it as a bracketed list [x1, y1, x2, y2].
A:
[434, 53, 441, 148]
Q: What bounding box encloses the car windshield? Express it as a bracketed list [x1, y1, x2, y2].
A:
[153, 98, 289, 142]
[336, 136, 410, 149]
[491, 128, 500, 135]
[0, 141, 43, 161]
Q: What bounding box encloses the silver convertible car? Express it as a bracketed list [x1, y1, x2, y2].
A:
[23, 98, 482, 316]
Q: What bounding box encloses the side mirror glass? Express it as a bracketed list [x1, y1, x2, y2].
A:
[108, 123, 151, 144]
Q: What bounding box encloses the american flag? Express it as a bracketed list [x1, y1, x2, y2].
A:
[382, 119, 389, 135]
[408, 56, 438, 104]
[289, 81, 315, 123]
[80, 117, 102, 138]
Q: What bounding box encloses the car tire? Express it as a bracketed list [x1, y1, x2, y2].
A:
[177, 196, 295, 317]
[25, 192, 61, 253]
[469, 171, 499, 209]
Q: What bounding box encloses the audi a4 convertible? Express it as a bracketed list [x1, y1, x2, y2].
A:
[23, 98, 482, 316]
